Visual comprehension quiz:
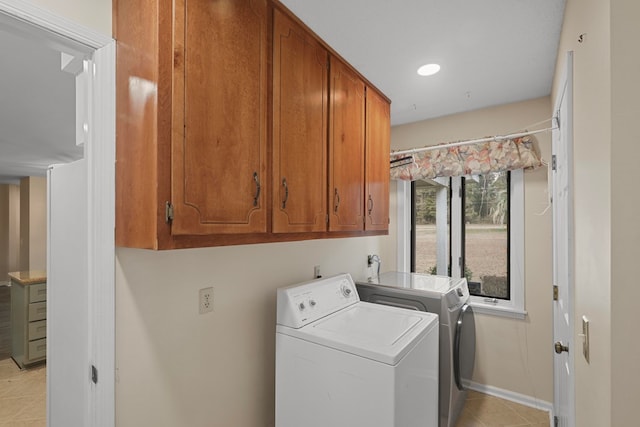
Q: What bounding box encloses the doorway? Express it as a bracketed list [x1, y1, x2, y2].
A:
[0, 4, 115, 427]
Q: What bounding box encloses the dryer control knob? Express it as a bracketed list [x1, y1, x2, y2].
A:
[340, 285, 353, 298]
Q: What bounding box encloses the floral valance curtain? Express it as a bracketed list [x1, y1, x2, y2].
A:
[390, 136, 543, 181]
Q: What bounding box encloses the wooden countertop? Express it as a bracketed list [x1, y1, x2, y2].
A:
[8, 271, 47, 286]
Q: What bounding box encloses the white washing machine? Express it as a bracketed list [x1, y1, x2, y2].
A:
[276, 273, 439, 427]
[356, 272, 476, 427]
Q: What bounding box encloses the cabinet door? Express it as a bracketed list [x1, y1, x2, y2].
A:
[328, 58, 365, 231]
[273, 9, 329, 233]
[365, 88, 390, 230]
[171, 0, 268, 235]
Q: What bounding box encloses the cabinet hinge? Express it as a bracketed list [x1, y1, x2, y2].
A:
[553, 285, 559, 301]
[551, 155, 557, 171]
[91, 365, 98, 384]
[165, 201, 174, 223]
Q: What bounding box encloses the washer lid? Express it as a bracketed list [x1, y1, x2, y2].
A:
[364, 271, 466, 296]
[278, 302, 438, 366]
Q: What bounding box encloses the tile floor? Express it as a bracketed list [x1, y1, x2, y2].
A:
[456, 390, 550, 427]
[0, 362, 550, 427]
[0, 358, 46, 427]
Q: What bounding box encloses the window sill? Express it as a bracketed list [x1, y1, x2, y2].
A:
[470, 300, 527, 320]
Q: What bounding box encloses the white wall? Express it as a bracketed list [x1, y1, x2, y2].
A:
[115, 236, 395, 427]
[391, 97, 554, 403]
[23, 0, 111, 35]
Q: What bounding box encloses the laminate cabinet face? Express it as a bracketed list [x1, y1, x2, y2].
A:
[171, 0, 268, 235]
[365, 88, 391, 230]
[272, 9, 329, 233]
[328, 58, 366, 232]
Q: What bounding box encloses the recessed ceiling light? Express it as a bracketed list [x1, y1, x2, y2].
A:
[417, 63, 441, 76]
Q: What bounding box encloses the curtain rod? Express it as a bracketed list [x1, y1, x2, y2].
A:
[391, 124, 556, 157]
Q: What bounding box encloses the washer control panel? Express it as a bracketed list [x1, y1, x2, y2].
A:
[276, 274, 359, 329]
[445, 278, 470, 309]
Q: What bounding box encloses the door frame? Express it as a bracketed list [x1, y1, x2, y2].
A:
[552, 51, 575, 427]
[0, 1, 115, 426]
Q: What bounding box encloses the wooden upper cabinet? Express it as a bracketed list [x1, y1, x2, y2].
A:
[365, 88, 391, 230]
[171, 0, 268, 235]
[115, 0, 389, 249]
[328, 57, 366, 232]
[272, 9, 329, 233]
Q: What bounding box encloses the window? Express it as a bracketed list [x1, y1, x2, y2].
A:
[462, 172, 509, 300]
[401, 170, 525, 318]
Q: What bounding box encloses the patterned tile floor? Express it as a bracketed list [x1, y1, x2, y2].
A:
[456, 390, 550, 427]
[0, 358, 46, 427]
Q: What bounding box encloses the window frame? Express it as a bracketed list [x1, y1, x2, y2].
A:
[398, 169, 526, 319]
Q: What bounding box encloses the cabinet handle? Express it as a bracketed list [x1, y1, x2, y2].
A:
[334, 188, 340, 213]
[253, 172, 261, 207]
[281, 178, 289, 209]
[368, 195, 374, 215]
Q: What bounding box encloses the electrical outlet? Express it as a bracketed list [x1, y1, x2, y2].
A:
[199, 287, 214, 314]
[314, 265, 321, 279]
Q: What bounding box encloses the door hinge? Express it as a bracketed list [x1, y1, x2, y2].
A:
[165, 201, 174, 223]
[553, 285, 559, 301]
[554, 415, 559, 427]
[326, 214, 329, 224]
[91, 365, 98, 384]
[551, 155, 557, 171]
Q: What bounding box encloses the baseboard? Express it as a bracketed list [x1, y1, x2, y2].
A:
[466, 380, 554, 426]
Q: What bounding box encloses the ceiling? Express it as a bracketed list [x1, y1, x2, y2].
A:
[280, 0, 566, 126]
[0, 23, 83, 184]
[0, 1, 566, 184]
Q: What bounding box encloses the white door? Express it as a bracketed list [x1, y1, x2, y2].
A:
[47, 159, 89, 426]
[552, 52, 575, 427]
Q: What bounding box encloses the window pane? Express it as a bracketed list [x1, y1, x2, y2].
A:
[413, 180, 449, 275]
[463, 172, 509, 299]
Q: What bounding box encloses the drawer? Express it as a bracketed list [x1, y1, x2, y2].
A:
[28, 320, 47, 341]
[29, 283, 47, 303]
[28, 301, 47, 321]
[28, 338, 46, 361]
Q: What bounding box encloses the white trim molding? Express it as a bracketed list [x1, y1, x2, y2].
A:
[86, 41, 116, 427]
[0, 2, 116, 427]
[0, 0, 111, 49]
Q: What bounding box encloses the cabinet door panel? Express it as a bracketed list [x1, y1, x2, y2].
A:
[273, 10, 328, 233]
[365, 89, 390, 230]
[329, 59, 365, 231]
[172, 0, 268, 235]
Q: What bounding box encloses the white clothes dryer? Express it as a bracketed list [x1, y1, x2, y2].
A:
[356, 272, 476, 427]
[276, 273, 439, 427]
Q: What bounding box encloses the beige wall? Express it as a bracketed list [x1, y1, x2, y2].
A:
[555, 0, 640, 425]
[610, 1, 640, 425]
[115, 236, 395, 427]
[391, 97, 554, 403]
[19, 177, 47, 272]
[23, 0, 111, 35]
[0, 184, 20, 281]
[552, 0, 613, 426]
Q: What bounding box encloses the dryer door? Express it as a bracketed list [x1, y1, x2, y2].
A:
[453, 303, 476, 390]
